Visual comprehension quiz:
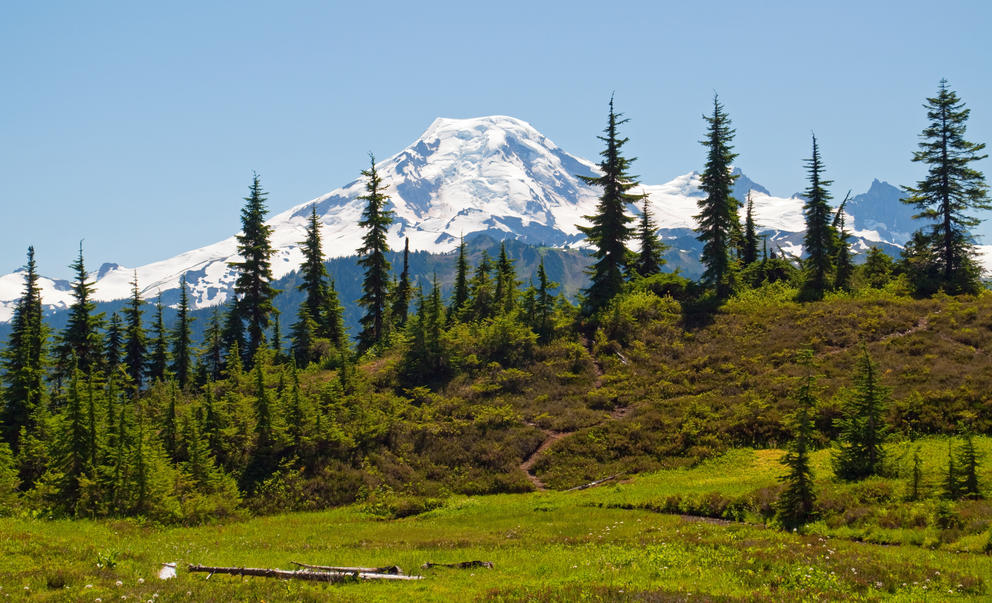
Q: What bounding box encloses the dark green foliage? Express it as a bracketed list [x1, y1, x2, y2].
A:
[356, 154, 395, 354]
[220, 299, 245, 370]
[401, 280, 445, 384]
[122, 274, 146, 392]
[298, 203, 330, 328]
[494, 242, 518, 315]
[777, 352, 818, 530]
[54, 243, 104, 386]
[147, 296, 169, 383]
[1, 247, 47, 451]
[833, 198, 854, 291]
[323, 279, 347, 349]
[861, 246, 893, 289]
[290, 303, 318, 367]
[171, 275, 194, 389]
[469, 251, 496, 321]
[902, 79, 990, 295]
[956, 433, 982, 499]
[448, 236, 470, 323]
[230, 173, 279, 362]
[694, 94, 739, 294]
[392, 238, 413, 327]
[162, 383, 178, 461]
[533, 259, 559, 343]
[0, 441, 18, 515]
[800, 134, 835, 300]
[197, 309, 224, 384]
[578, 96, 642, 315]
[908, 447, 923, 501]
[104, 313, 122, 372]
[741, 192, 759, 267]
[943, 440, 961, 500]
[833, 346, 888, 480]
[633, 197, 666, 277]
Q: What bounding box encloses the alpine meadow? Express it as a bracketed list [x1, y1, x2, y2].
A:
[3, 6, 992, 599]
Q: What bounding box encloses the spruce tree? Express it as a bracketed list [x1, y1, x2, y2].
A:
[534, 258, 559, 343]
[392, 238, 413, 328]
[355, 154, 394, 354]
[694, 94, 739, 295]
[957, 432, 982, 499]
[297, 203, 330, 331]
[833, 197, 854, 291]
[633, 197, 666, 277]
[494, 242, 518, 314]
[198, 309, 224, 384]
[862, 247, 893, 289]
[943, 440, 961, 500]
[54, 243, 104, 386]
[469, 250, 495, 321]
[1, 247, 47, 452]
[104, 313, 123, 373]
[833, 346, 888, 480]
[777, 352, 818, 530]
[290, 303, 318, 367]
[122, 273, 146, 392]
[800, 134, 835, 300]
[902, 79, 990, 295]
[449, 236, 470, 323]
[220, 299, 246, 370]
[323, 279, 347, 350]
[578, 96, 642, 315]
[170, 275, 194, 390]
[147, 296, 169, 383]
[742, 191, 760, 267]
[229, 173, 279, 362]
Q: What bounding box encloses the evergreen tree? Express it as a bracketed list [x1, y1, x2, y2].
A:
[494, 242, 518, 314]
[578, 95, 642, 314]
[59, 366, 90, 510]
[833, 197, 854, 291]
[1, 247, 47, 452]
[908, 446, 924, 501]
[170, 275, 194, 390]
[633, 197, 666, 277]
[355, 154, 395, 354]
[902, 79, 990, 295]
[943, 440, 961, 500]
[198, 309, 224, 384]
[147, 296, 169, 383]
[122, 273, 146, 392]
[862, 246, 893, 289]
[298, 203, 330, 326]
[162, 383, 178, 461]
[104, 313, 123, 373]
[777, 352, 818, 530]
[290, 303, 319, 367]
[833, 346, 888, 480]
[252, 363, 273, 450]
[957, 432, 982, 499]
[448, 236, 470, 323]
[694, 94, 740, 295]
[270, 312, 283, 361]
[742, 191, 760, 267]
[229, 173, 279, 362]
[800, 134, 835, 300]
[392, 238, 413, 328]
[220, 299, 245, 370]
[534, 258, 559, 343]
[54, 243, 104, 386]
[469, 250, 495, 321]
[323, 279, 347, 349]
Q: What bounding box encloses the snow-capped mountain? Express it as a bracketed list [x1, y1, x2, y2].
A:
[1, 115, 986, 322]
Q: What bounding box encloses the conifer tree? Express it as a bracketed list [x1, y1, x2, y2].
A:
[862, 247, 893, 289]
[323, 279, 347, 349]
[162, 383, 178, 462]
[170, 275, 194, 389]
[694, 94, 739, 295]
[1, 246, 47, 451]
[469, 250, 495, 321]
[220, 299, 245, 370]
[800, 134, 835, 300]
[944, 440, 961, 500]
[122, 274, 146, 392]
[229, 173, 279, 362]
[147, 296, 169, 383]
[252, 363, 273, 450]
[59, 366, 90, 510]
[908, 447, 924, 501]
[356, 154, 394, 354]
[534, 258, 559, 343]
[742, 191, 760, 267]
[270, 312, 283, 361]
[449, 236, 470, 323]
[198, 309, 224, 384]
[104, 313, 123, 373]
[291, 303, 318, 367]
[392, 238, 413, 328]
[833, 346, 888, 480]
[833, 197, 854, 291]
[298, 203, 330, 325]
[54, 243, 104, 386]
[578, 96, 642, 314]
[957, 432, 982, 499]
[494, 242, 518, 314]
[902, 79, 990, 295]
[285, 360, 305, 451]
[633, 197, 666, 277]
[777, 352, 818, 530]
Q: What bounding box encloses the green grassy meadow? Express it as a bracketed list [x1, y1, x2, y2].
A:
[3, 439, 991, 601]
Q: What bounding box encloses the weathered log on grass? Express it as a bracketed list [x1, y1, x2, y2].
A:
[421, 560, 494, 570]
[290, 561, 404, 575]
[187, 564, 422, 582]
[566, 475, 617, 491]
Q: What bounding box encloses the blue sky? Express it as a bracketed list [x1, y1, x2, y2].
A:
[2, 0, 991, 278]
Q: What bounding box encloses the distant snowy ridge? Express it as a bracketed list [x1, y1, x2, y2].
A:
[1, 115, 986, 323]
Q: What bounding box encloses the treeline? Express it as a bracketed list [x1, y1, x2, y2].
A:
[0, 79, 988, 522]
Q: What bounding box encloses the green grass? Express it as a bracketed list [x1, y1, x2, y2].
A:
[3, 441, 991, 601]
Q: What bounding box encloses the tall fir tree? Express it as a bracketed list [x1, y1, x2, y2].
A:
[956, 432, 982, 499]
[355, 154, 395, 354]
[147, 295, 169, 383]
[534, 258, 559, 343]
[229, 173, 279, 363]
[901, 79, 990, 295]
[833, 196, 854, 291]
[290, 303, 318, 367]
[468, 250, 495, 321]
[800, 134, 835, 300]
[323, 279, 347, 349]
[494, 242, 518, 315]
[220, 299, 246, 370]
[54, 242, 104, 386]
[122, 273, 146, 392]
[694, 94, 740, 295]
[578, 95, 642, 314]
[104, 313, 123, 373]
[742, 191, 760, 267]
[448, 236, 470, 323]
[777, 352, 818, 530]
[198, 309, 224, 384]
[392, 238, 413, 328]
[1, 246, 47, 451]
[297, 203, 330, 331]
[833, 346, 888, 480]
[633, 197, 666, 277]
[170, 275, 194, 390]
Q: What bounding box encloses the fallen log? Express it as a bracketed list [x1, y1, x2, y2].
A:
[187, 564, 422, 582]
[566, 475, 617, 491]
[421, 560, 494, 570]
[290, 561, 403, 575]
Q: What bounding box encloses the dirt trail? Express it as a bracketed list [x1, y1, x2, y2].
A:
[519, 430, 573, 491]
